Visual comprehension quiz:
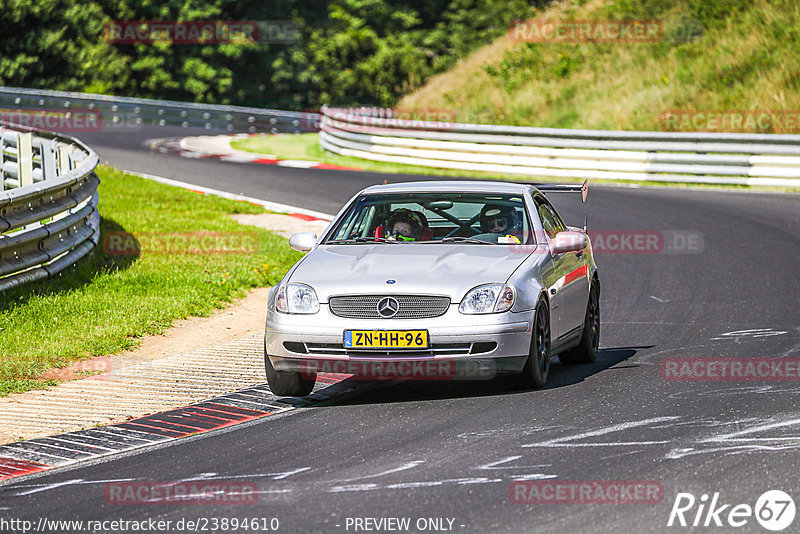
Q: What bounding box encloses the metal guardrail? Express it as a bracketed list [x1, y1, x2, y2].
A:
[0, 87, 318, 134]
[0, 123, 100, 292]
[320, 106, 800, 187]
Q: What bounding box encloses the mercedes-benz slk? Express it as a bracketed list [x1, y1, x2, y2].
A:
[264, 181, 599, 396]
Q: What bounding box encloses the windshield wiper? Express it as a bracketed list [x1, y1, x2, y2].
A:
[438, 236, 494, 244]
[326, 236, 398, 244]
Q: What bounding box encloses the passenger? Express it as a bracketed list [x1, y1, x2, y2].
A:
[386, 208, 425, 241]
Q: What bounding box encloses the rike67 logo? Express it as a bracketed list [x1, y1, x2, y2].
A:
[668, 490, 796, 531]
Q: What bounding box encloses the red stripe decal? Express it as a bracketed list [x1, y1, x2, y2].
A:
[564, 264, 588, 286]
[251, 158, 280, 164]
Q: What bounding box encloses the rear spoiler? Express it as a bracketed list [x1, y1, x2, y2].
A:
[534, 180, 589, 203]
[535, 180, 589, 231]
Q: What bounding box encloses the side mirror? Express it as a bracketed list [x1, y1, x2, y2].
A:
[553, 231, 587, 255]
[289, 232, 317, 252]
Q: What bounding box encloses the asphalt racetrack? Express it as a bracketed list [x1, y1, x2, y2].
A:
[1, 125, 799, 533]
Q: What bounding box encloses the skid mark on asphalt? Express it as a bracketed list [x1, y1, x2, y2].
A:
[0, 452, 557, 499]
[499, 415, 800, 459]
[667, 386, 795, 399]
[519, 416, 678, 448]
[457, 425, 561, 440]
[478, 456, 556, 481]
[332, 460, 426, 486]
[709, 328, 788, 341]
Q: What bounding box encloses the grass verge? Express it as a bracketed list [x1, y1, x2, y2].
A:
[0, 165, 301, 397]
[231, 133, 529, 179]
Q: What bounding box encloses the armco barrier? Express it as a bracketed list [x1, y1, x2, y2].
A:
[0, 122, 100, 292]
[0, 86, 318, 134]
[319, 106, 800, 187]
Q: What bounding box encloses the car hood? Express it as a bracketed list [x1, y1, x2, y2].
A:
[289, 244, 535, 302]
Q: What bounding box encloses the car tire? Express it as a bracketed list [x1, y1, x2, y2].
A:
[518, 300, 551, 389]
[264, 351, 316, 397]
[559, 281, 600, 365]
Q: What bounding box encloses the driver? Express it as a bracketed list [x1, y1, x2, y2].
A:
[386, 208, 425, 241]
[479, 204, 521, 243]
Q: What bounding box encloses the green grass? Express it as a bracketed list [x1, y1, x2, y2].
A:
[232, 133, 532, 179]
[232, 133, 800, 193]
[399, 0, 800, 132]
[0, 165, 301, 397]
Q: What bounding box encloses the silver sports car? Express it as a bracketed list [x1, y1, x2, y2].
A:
[264, 180, 599, 396]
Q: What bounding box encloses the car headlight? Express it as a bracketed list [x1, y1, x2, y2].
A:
[276, 283, 320, 314]
[459, 283, 515, 314]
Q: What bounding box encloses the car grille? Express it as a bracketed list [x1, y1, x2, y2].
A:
[286, 342, 497, 357]
[303, 343, 472, 357]
[329, 295, 451, 319]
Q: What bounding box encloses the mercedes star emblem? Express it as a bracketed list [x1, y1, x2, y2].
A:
[377, 297, 400, 318]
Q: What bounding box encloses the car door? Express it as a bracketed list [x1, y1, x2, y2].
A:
[534, 197, 589, 343]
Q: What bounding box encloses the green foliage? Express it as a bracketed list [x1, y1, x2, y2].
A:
[0, 0, 539, 108]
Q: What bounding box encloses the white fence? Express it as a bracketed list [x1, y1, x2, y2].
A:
[319, 106, 800, 187]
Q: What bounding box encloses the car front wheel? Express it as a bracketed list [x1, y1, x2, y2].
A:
[264, 350, 316, 397]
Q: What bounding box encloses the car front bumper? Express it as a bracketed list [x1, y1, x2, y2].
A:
[265, 304, 534, 380]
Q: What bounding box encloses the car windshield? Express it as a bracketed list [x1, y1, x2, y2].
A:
[325, 192, 533, 244]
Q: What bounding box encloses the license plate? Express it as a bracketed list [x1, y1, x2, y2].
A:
[344, 330, 428, 349]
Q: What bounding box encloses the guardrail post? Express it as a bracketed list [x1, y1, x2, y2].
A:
[57, 143, 72, 174]
[40, 138, 57, 181]
[17, 132, 33, 187]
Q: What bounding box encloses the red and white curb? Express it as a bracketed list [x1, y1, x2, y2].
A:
[0, 374, 353, 484]
[149, 134, 363, 172]
[129, 171, 335, 223]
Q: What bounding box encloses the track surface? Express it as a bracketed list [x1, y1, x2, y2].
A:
[1, 126, 799, 533]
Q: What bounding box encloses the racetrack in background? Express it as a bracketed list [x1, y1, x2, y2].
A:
[2, 124, 798, 533]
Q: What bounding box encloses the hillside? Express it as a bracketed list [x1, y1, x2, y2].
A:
[398, 0, 800, 133]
